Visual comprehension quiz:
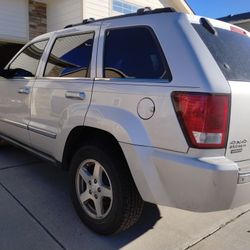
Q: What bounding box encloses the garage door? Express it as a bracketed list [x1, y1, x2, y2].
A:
[0, 0, 28, 43]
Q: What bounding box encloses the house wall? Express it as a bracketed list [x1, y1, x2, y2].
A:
[84, 0, 164, 19]
[46, 0, 174, 31]
[47, 0, 82, 31]
[84, 0, 110, 19]
[29, 0, 47, 39]
[0, 0, 29, 43]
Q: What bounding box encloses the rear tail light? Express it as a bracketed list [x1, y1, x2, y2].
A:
[172, 92, 230, 149]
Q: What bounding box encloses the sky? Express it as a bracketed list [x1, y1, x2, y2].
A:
[187, 0, 250, 18]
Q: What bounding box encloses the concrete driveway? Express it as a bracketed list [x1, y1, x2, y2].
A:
[0, 144, 250, 250]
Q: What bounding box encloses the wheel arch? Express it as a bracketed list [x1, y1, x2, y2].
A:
[62, 125, 156, 205]
[62, 126, 128, 171]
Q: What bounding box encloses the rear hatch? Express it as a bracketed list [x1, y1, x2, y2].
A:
[191, 17, 250, 165]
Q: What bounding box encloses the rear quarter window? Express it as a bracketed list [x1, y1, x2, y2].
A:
[103, 26, 172, 81]
[193, 23, 250, 82]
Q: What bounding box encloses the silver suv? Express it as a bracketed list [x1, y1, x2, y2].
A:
[0, 7, 250, 235]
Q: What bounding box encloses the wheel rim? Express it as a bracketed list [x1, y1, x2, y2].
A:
[75, 159, 113, 219]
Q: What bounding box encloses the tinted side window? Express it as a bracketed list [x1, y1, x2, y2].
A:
[44, 33, 94, 78]
[9, 40, 48, 77]
[103, 27, 171, 80]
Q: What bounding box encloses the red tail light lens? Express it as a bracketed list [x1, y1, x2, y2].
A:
[172, 92, 230, 149]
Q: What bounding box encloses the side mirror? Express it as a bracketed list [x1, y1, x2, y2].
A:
[0, 68, 33, 78]
[0, 68, 15, 78]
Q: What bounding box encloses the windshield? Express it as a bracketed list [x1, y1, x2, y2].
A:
[193, 23, 250, 82]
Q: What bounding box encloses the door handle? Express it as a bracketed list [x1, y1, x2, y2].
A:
[18, 87, 31, 94]
[65, 91, 86, 100]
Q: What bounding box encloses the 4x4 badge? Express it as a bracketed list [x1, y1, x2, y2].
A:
[229, 139, 248, 154]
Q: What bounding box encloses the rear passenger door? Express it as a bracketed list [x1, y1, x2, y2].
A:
[29, 28, 98, 156]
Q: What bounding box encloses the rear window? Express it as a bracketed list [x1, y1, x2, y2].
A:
[193, 23, 250, 82]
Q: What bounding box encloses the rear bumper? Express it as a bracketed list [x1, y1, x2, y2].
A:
[120, 143, 250, 212]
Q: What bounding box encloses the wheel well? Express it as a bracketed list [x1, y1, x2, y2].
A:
[62, 126, 127, 170]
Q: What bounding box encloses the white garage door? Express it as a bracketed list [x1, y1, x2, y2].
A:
[0, 0, 28, 43]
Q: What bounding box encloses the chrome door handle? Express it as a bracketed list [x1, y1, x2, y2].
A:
[65, 91, 86, 100]
[18, 87, 31, 94]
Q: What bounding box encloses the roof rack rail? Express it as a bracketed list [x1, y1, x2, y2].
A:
[64, 18, 95, 29]
[151, 7, 176, 14]
[63, 7, 177, 29]
[137, 7, 176, 15]
[137, 7, 152, 15]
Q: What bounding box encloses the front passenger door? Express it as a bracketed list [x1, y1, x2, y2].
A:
[0, 40, 48, 145]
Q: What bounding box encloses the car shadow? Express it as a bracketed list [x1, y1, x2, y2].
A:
[0, 145, 162, 250]
[104, 202, 161, 248]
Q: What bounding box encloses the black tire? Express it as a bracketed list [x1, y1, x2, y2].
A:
[69, 143, 144, 235]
